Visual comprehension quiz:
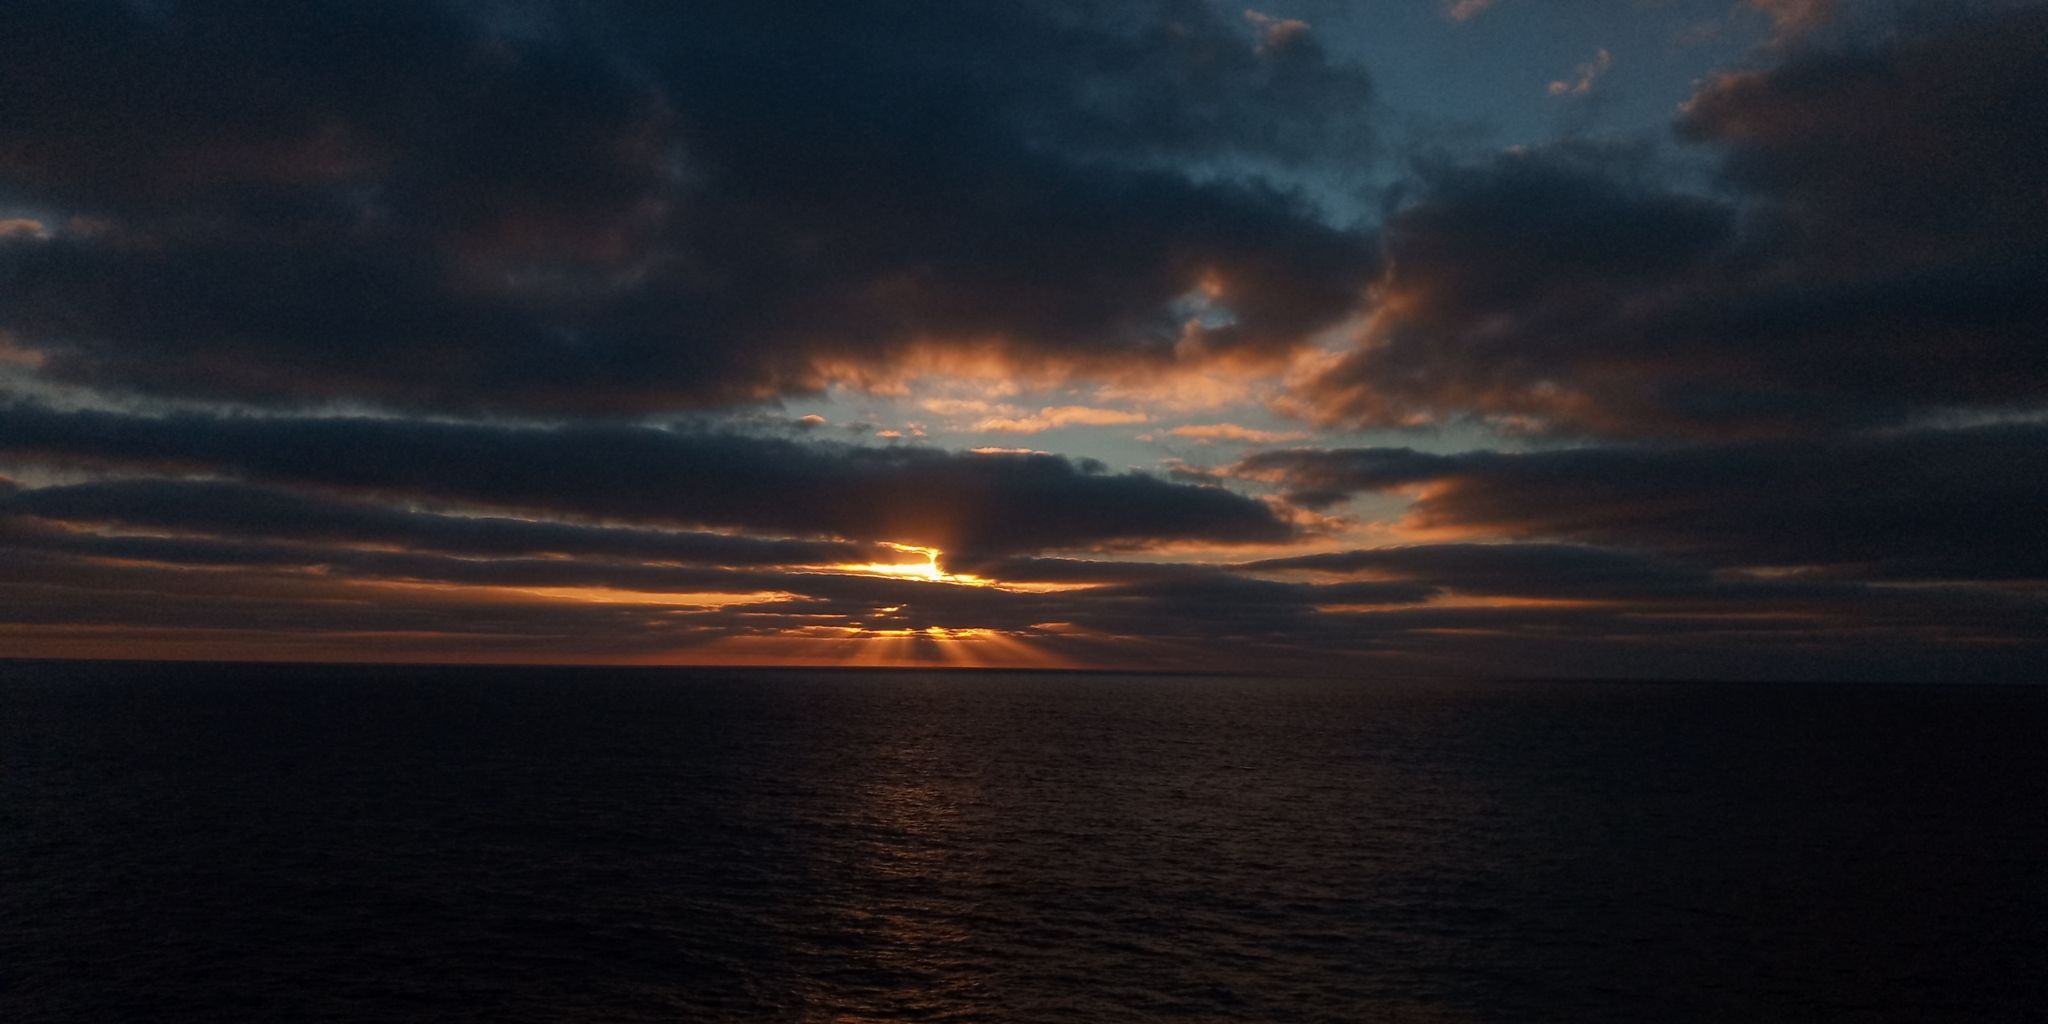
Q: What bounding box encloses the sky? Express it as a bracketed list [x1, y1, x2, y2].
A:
[1, 0, 2044, 679]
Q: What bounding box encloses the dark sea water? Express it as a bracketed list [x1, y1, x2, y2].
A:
[3, 662, 2045, 1022]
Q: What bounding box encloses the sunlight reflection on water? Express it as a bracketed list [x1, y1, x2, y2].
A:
[4, 663, 2045, 1022]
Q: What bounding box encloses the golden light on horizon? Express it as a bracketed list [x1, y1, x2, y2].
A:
[831, 544, 995, 587]
[507, 586, 798, 607]
[653, 622, 1079, 670]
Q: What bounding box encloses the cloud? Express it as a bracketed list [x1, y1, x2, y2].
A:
[4, 438, 2041, 676]
[0, 0, 1379, 414]
[1287, 143, 1745, 436]
[0, 0, 2042, 680]
[1291, 6, 2048, 439]
[0, 401, 1292, 555]
[1235, 424, 2048, 579]
[1167, 423, 1310, 444]
[920, 398, 1004, 417]
[1678, 8, 2048, 259]
[1244, 543, 1716, 599]
[3, 477, 902, 568]
[974, 406, 1151, 433]
[1749, 0, 1835, 44]
[1443, 0, 1495, 24]
[939, 554, 1223, 585]
[1547, 48, 1612, 97]
[0, 0, 670, 257]
[1245, 11, 1313, 56]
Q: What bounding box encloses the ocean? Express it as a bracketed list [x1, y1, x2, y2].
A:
[3, 661, 2044, 1022]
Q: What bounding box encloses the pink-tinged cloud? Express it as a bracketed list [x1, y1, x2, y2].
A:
[1168, 423, 1310, 444]
[1548, 49, 1611, 96]
[1750, 0, 1833, 44]
[1245, 10, 1312, 55]
[975, 406, 1150, 434]
[1444, 0, 1494, 24]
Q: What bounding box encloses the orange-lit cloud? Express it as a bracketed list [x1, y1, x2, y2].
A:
[1245, 11, 1312, 55]
[0, 330, 45, 368]
[1750, 0, 1833, 44]
[1167, 423, 1310, 445]
[1548, 48, 1611, 96]
[500, 585, 798, 608]
[973, 405, 1150, 434]
[1444, 0, 1494, 24]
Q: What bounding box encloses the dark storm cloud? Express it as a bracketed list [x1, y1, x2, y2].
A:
[0, 502, 1432, 654]
[1237, 424, 2048, 579]
[0, 472, 1412, 652]
[1294, 5, 2048, 437]
[4, 477, 896, 566]
[0, 558, 745, 659]
[939, 555, 1223, 585]
[1679, 4, 2048, 260]
[4, 530, 740, 595]
[5, 460, 2040, 678]
[0, 402, 1291, 553]
[976, 543, 1725, 603]
[0, 521, 960, 620]
[11, 524, 2040, 678]
[1245, 543, 1716, 599]
[0, 0, 1377, 412]
[0, 549, 1419, 642]
[0, 0, 667, 245]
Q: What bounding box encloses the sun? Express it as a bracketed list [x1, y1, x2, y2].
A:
[833, 544, 990, 585]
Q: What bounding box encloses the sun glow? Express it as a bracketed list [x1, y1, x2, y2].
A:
[832, 544, 994, 586]
[653, 623, 1080, 669]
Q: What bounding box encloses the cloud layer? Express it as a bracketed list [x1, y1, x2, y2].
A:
[0, 402, 1290, 554]
[0, 0, 1377, 412]
[1, 1, 2044, 678]
[1296, 5, 2048, 438]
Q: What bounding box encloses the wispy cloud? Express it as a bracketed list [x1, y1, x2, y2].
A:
[1443, 0, 1495, 24]
[1167, 423, 1310, 445]
[1245, 10, 1312, 55]
[1750, 0, 1834, 45]
[1548, 48, 1612, 96]
[975, 406, 1150, 434]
